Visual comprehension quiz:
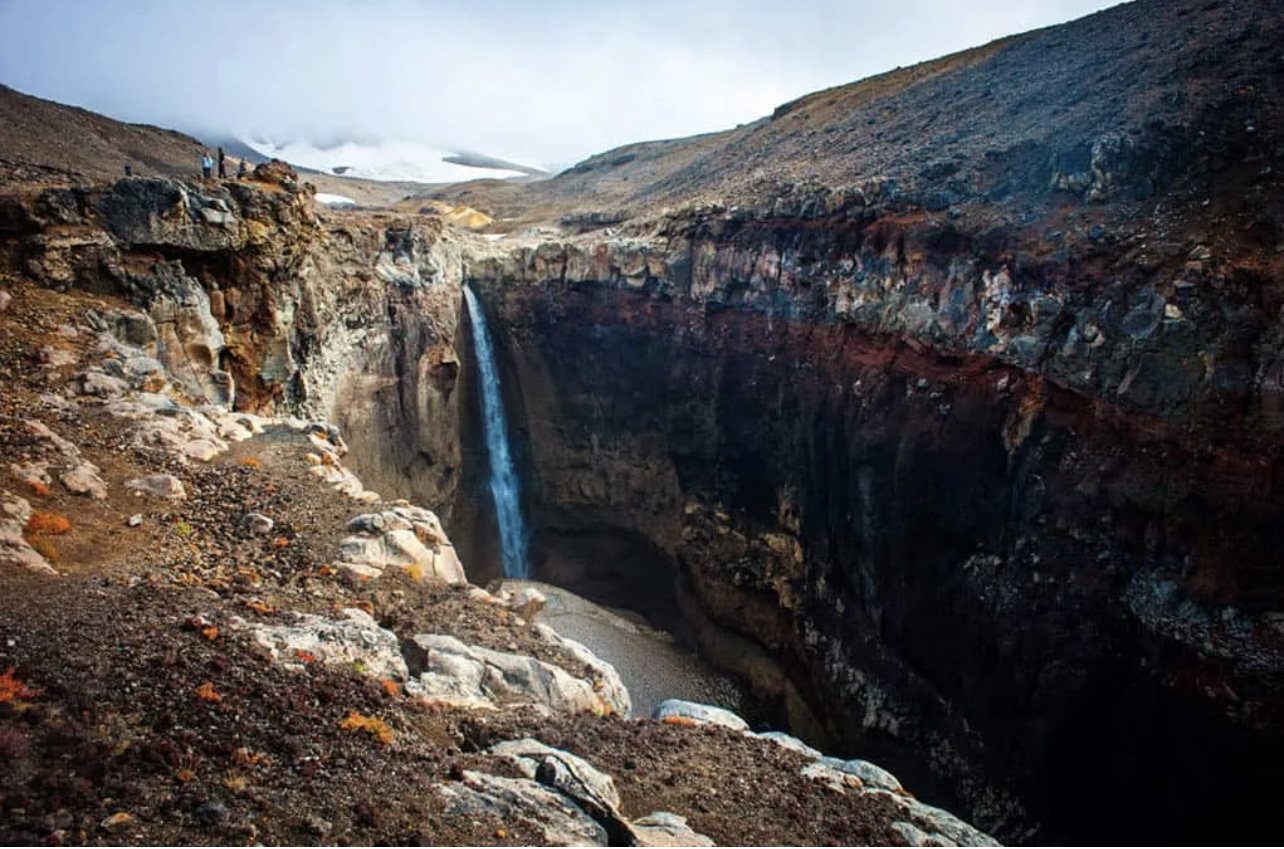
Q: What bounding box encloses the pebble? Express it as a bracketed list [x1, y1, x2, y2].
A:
[302, 815, 333, 837]
[127, 514, 143, 527]
[0, 290, 10, 312]
[100, 812, 133, 832]
[195, 800, 229, 827]
[240, 512, 275, 535]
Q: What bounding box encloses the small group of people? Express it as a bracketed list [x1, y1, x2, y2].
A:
[200, 146, 249, 180]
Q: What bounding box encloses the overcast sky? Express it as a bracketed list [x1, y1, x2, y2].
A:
[0, 0, 1121, 168]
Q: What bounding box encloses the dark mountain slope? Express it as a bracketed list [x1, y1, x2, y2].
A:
[431, 0, 1282, 230]
[0, 83, 207, 182]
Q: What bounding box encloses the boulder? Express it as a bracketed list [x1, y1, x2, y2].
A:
[25, 419, 78, 458]
[632, 812, 715, 847]
[247, 607, 407, 680]
[10, 461, 51, 488]
[404, 634, 626, 716]
[438, 771, 606, 847]
[803, 757, 904, 793]
[125, 474, 187, 500]
[511, 586, 547, 621]
[490, 738, 621, 817]
[0, 492, 56, 575]
[885, 795, 999, 847]
[790, 747, 998, 846]
[534, 624, 631, 718]
[754, 730, 823, 760]
[240, 512, 274, 535]
[38, 346, 77, 367]
[74, 369, 129, 398]
[337, 505, 466, 585]
[127, 408, 229, 462]
[653, 699, 748, 731]
[202, 409, 258, 441]
[253, 159, 298, 186]
[61, 462, 107, 499]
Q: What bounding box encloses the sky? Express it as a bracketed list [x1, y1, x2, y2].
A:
[0, 0, 1122, 170]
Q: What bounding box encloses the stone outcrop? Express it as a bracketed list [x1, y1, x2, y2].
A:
[0, 492, 56, 575]
[438, 771, 608, 846]
[0, 175, 466, 514]
[337, 503, 465, 583]
[403, 632, 629, 716]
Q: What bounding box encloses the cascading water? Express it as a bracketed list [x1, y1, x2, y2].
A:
[463, 286, 529, 579]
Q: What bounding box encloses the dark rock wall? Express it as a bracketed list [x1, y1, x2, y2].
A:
[467, 200, 1284, 842]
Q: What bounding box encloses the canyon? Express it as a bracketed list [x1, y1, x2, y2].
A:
[1, 0, 1282, 844]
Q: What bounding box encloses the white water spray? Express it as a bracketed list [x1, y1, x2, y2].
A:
[463, 286, 529, 579]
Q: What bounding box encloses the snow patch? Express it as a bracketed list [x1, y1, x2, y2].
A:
[315, 193, 358, 207]
[243, 137, 528, 185]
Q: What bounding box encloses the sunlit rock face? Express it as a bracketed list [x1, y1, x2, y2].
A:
[1, 175, 467, 515]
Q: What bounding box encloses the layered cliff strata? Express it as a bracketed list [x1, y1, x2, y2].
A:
[461, 182, 1284, 842]
[0, 172, 465, 514]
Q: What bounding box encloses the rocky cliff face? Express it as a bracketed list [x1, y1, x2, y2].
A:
[461, 157, 1284, 840]
[0, 172, 466, 514]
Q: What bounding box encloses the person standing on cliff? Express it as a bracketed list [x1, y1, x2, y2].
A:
[200, 150, 213, 179]
[217, 146, 227, 179]
[237, 159, 249, 179]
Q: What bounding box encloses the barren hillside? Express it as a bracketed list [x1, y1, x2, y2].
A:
[429, 0, 1282, 230]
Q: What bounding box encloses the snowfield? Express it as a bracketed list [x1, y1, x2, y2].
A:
[243, 137, 531, 184]
[314, 193, 358, 206]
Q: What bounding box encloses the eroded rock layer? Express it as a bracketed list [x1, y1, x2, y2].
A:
[0, 173, 465, 513]
[463, 186, 1284, 841]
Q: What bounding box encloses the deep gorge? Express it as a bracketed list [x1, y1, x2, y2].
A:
[447, 206, 1284, 845]
[4, 155, 1280, 847]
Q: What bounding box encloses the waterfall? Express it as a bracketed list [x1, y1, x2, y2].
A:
[463, 286, 529, 579]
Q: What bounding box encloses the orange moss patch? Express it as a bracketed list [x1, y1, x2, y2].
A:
[29, 537, 59, 563]
[380, 678, 401, 697]
[194, 682, 222, 703]
[271, 536, 290, 550]
[339, 711, 393, 745]
[201, 626, 219, 642]
[26, 480, 50, 498]
[24, 511, 70, 536]
[0, 667, 40, 703]
[244, 600, 275, 615]
[293, 649, 318, 664]
[661, 715, 700, 727]
[231, 747, 270, 768]
[238, 457, 262, 468]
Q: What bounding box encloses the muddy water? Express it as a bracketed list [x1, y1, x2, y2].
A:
[503, 579, 743, 720]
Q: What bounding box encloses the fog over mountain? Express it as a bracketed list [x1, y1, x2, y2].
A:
[0, 0, 1119, 171]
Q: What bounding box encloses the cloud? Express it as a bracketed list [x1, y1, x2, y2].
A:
[0, 0, 1121, 168]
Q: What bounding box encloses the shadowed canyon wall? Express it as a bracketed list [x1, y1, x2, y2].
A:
[463, 186, 1284, 842]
